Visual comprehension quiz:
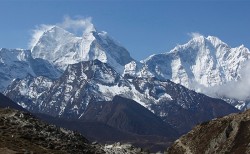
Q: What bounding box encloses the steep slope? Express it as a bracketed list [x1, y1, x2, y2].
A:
[125, 35, 250, 109]
[130, 76, 239, 134]
[167, 109, 250, 154]
[37, 97, 177, 152]
[31, 26, 134, 73]
[0, 91, 148, 153]
[5, 75, 53, 112]
[5, 60, 239, 134]
[83, 96, 178, 138]
[0, 48, 61, 91]
[0, 108, 103, 154]
[0, 92, 26, 112]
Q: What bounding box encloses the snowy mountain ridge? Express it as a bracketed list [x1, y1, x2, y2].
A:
[1, 31, 249, 110]
[124, 35, 250, 109]
[0, 48, 60, 91]
[31, 25, 134, 73]
[5, 60, 171, 117]
[5, 60, 238, 134]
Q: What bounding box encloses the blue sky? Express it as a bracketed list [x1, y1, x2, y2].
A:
[0, 0, 249, 60]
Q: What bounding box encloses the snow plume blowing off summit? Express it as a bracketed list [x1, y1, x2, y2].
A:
[29, 16, 94, 49]
[58, 16, 95, 35]
[188, 32, 203, 38]
[29, 16, 133, 73]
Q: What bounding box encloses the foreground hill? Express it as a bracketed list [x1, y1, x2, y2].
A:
[0, 92, 102, 153]
[0, 93, 148, 153]
[167, 109, 250, 154]
[37, 96, 178, 152]
[0, 108, 103, 154]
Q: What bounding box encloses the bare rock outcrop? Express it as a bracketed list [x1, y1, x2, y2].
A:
[167, 110, 250, 154]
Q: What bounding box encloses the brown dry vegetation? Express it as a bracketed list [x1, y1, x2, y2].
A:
[167, 110, 250, 154]
[0, 108, 103, 154]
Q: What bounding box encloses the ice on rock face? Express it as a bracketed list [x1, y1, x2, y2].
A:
[31, 25, 134, 74]
[124, 61, 138, 76]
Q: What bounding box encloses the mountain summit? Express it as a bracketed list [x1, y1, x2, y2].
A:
[124, 35, 250, 109]
[31, 26, 134, 73]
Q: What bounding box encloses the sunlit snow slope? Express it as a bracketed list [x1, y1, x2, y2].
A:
[31, 26, 134, 74]
[124, 35, 250, 109]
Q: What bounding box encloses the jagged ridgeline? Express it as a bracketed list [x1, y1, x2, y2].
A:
[1, 24, 248, 152]
[5, 60, 238, 134]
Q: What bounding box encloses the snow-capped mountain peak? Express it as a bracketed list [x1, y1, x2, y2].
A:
[31, 26, 81, 64]
[31, 25, 133, 73]
[124, 35, 250, 110]
[179, 35, 228, 51]
[82, 22, 96, 35]
[206, 35, 226, 47]
[190, 35, 206, 43]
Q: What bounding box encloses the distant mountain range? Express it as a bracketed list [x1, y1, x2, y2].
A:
[1, 26, 249, 110]
[0, 24, 248, 152]
[4, 59, 238, 134]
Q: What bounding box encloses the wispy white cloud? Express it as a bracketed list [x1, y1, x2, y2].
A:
[216, 60, 250, 100]
[189, 59, 250, 105]
[58, 16, 95, 34]
[193, 60, 250, 102]
[188, 32, 203, 38]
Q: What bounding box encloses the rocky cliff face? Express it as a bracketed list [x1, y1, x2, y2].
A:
[167, 109, 250, 154]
